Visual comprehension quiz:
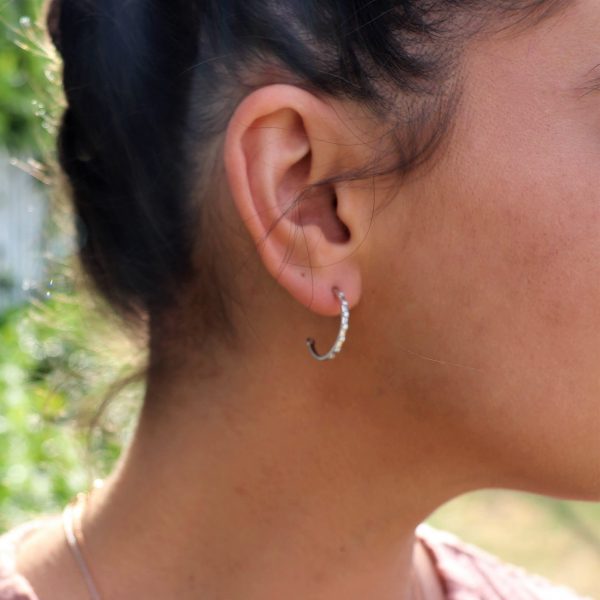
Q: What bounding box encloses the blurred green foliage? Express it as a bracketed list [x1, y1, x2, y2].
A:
[0, 293, 144, 531]
[0, 302, 89, 530]
[0, 0, 52, 153]
[0, 0, 117, 530]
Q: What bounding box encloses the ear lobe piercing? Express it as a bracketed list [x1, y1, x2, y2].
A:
[306, 287, 350, 361]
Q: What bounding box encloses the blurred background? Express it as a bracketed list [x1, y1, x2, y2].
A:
[1, 1, 599, 596]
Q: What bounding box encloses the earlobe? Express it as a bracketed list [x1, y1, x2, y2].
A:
[223, 84, 368, 317]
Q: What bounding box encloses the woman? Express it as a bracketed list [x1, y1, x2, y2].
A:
[1, 0, 598, 597]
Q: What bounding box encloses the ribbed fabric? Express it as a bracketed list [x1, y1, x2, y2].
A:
[0, 517, 593, 599]
[416, 524, 593, 599]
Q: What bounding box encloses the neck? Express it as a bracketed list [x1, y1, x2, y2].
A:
[78, 339, 460, 600]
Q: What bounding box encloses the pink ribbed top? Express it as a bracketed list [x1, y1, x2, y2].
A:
[0, 517, 592, 599]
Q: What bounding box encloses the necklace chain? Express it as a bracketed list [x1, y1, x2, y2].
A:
[411, 540, 428, 600]
[62, 481, 104, 600]
[62, 482, 427, 600]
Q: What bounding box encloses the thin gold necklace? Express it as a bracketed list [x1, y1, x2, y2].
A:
[63, 484, 427, 600]
[62, 480, 104, 600]
[411, 545, 427, 600]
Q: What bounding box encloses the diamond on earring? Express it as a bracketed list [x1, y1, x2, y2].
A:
[306, 287, 350, 361]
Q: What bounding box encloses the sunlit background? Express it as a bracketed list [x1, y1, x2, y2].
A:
[1, 1, 599, 596]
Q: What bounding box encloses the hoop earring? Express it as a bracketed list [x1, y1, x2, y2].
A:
[306, 287, 350, 361]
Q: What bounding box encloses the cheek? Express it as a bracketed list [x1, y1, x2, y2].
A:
[459, 169, 600, 353]
[452, 111, 600, 369]
[387, 140, 600, 498]
[368, 10, 600, 497]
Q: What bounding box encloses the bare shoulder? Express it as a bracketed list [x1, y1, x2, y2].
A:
[0, 518, 51, 600]
[0, 513, 86, 600]
[416, 524, 593, 600]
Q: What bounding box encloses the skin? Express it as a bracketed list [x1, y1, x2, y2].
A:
[15, 0, 600, 597]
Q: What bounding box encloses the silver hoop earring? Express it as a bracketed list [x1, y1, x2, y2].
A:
[306, 287, 350, 361]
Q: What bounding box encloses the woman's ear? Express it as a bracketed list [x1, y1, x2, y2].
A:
[224, 84, 376, 317]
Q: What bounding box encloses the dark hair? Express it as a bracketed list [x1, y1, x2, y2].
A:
[46, 0, 569, 338]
